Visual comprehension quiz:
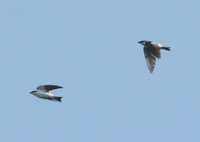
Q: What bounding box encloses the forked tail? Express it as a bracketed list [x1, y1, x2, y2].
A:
[53, 96, 62, 102]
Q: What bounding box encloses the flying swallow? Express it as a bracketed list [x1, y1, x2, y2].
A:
[138, 40, 171, 73]
[30, 85, 63, 102]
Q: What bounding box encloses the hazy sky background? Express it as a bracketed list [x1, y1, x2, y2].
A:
[0, 0, 200, 142]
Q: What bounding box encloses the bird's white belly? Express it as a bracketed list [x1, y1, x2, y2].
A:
[34, 91, 53, 99]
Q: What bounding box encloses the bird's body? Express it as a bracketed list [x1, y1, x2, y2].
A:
[30, 85, 63, 102]
[138, 40, 170, 73]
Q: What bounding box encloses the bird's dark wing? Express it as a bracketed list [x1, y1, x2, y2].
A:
[143, 47, 156, 73]
[37, 85, 63, 92]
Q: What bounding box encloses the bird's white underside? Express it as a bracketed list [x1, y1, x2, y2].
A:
[151, 41, 163, 47]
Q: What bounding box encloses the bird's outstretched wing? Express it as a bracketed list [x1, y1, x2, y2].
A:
[143, 47, 156, 73]
[37, 85, 63, 92]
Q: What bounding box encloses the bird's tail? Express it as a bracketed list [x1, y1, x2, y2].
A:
[161, 47, 171, 51]
[52, 96, 62, 102]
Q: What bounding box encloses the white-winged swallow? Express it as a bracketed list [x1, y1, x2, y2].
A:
[138, 40, 171, 73]
[30, 85, 63, 102]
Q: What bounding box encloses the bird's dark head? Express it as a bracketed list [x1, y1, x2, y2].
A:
[138, 40, 148, 46]
[30, 90, 36, 94]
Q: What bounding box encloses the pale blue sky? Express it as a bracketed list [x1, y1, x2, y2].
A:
[0, 0, 200, 142]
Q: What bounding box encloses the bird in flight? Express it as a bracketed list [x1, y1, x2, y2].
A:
[138, 40, 171, 73]
[30, 85, 63, 102]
